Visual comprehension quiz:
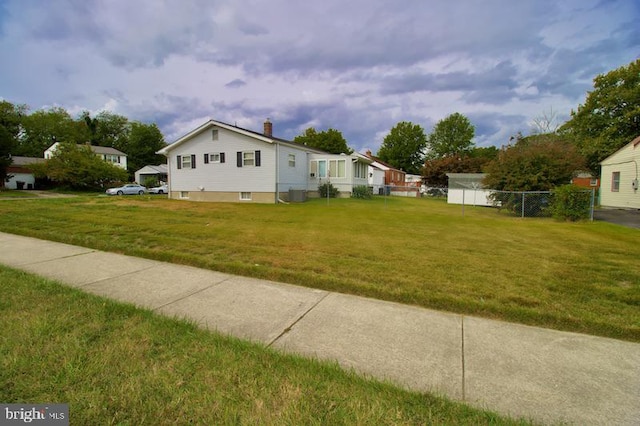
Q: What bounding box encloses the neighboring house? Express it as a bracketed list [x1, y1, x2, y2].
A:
[5, 156, 44, 189]
[446, 173, 493, 206]
[571, 172, 600, 190]
[367, 163, 385, 195]
[45, 142, 128, 170]
[600, 135, 640, 209]
[362, 150, 406, 194]
[157, 119, 372, 203]
[135, 164, 168, 185]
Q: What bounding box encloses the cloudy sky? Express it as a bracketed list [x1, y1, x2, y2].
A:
[0, 0, 638, 153]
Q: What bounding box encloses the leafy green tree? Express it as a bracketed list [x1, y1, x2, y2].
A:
[426, 113, 475, 160]
[294, 127, 352, 154]
[17, 107, 88, 157]
[560, 59, 640, 174]
[30, 142, 128, 190]
[126, 122, 166, 173]
[483, 134, 585, 191]
[377, 121, 427, 174]
[93, 111, 130, 150]
[0, 100, 28, 187]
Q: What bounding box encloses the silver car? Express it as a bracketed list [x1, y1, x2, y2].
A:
[106, 184, 147, 195]
[148, 184, 168, 194]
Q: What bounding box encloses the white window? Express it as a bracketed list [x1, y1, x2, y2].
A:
[181, 155, 192, 169]
[288, 154, 296, 167]
[328, 159, 346, 178]
[354, 162, 367, 178]
[240, 192, 252, 200]
[243, 151, 254, 166]
[104, 154, 120, 163]
[205, 152, 225, 164]
[212, 129, 218, 140]
[612, 172, 621, 192]
[310, 160, 329, 178]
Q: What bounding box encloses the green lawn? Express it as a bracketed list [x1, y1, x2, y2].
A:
[0, 266, 531, 425]
[0, 195, 638, 341]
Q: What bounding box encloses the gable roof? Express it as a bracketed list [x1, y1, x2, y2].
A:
[135, 164, 168, 174]
[361, 151, 404, 172]
[157, 119, 328, 155]
[10, 156, 45, 166]
[90, 145, 126, 156]
[600, 135, 640, 164]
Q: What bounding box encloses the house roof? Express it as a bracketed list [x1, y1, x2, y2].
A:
[361, 152, 404, 172]
[600, 135, 640, 164]
[10, 156, 45, 166]
[89, 145, 126, 156]
[135, 164, 168, 174]
[157, 119, 328, 155]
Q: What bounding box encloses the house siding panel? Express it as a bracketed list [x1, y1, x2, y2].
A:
[167, 127, 277, 195]
[600, 139, 640, 209]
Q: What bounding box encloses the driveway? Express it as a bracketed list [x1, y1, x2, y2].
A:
[594, 208, 640, 229]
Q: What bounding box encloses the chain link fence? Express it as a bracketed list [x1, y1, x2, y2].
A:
[460, 189, 596, 219]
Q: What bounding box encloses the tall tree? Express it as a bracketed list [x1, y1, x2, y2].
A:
[483, 134, 585, 191]
[377, 121, 427, 174]
[294, 127, 352, 154]
[126, 122, 166, 173]
[426, 113, 475, 160]
[0, 101, 27, 187]
[17, 107, 88, 157]
[560, 59, 640, 174]
[30, 142, 128, 190]
[92, 111, 130, 150]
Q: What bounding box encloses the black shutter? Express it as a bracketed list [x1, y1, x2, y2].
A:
[191, 154, 196, 169]
[177, 155, 182, 169]
[204, 153, 209, 164]
[237, 151, 242, 167]
[220, 152, 225, 163]
[255, 150, 261, 167]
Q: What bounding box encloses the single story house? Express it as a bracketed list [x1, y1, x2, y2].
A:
[45, 142, 128, 170]
[446, 173, 493, 206]
[157, 119, 372, 203]
[600, 135, 640, 209]
[362, 150, 406, 188]
[5, 156, 44, 189]
[135, 164, 168, 185]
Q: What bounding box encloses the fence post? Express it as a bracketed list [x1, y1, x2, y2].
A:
[521, 192, 525, 218]
[590, 189, 595, 221]
[462, 189, 465, 217]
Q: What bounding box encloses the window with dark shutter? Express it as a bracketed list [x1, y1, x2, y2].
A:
[204, 153, 209, 164]
[191, 154, 196, 169]
[177, 155, 182, 169]
[237, 151, 243, 167]
[220, 152, 226, 163]
[255, 150, 261, 167]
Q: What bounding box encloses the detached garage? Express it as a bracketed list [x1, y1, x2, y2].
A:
[600, 136, 640, 209]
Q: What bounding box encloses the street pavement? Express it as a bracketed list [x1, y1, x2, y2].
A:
[0, 231, 638, 425]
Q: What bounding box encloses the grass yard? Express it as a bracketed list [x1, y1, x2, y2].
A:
[0, 194, 638, 341]
[0, 266, 530, 425]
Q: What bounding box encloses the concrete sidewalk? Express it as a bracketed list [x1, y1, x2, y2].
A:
[1, 231, 638, 425]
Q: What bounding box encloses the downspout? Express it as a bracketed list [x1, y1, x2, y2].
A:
[275, 141, 279, 203]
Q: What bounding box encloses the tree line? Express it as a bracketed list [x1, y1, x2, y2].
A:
[0, 103, 166, 187]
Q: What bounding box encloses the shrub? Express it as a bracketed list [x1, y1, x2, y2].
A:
[318, 182, 339, 198]
[550, 184, 592, 221]
[351, 185, 372, 199]
[143, 177, 159, 188]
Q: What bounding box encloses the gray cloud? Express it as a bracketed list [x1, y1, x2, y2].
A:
[225, 79, 247, 88]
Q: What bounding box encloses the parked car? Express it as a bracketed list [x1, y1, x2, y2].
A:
[106, 183, 147, 195]
[148, 184, 168, 194]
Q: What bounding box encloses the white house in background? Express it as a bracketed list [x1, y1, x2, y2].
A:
[446, 173, 494, 206]
[600, 135, 640, 209]
[367, 163, 385, 195]
[157, 119, 372, 203]
[44, 142, 128, 170]
[5, 156, 44, 189]
[135, 164, 168, 185]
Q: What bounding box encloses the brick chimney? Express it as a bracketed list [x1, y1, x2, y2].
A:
[365, 150, 372, 157]
[263, 118, 273, 137]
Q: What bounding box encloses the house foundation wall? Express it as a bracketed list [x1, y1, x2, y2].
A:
[169, 191, 276, 203]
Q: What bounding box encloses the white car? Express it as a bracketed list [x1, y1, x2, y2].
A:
[148, 184, 168, 194]
[106, 184, 147, 195]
